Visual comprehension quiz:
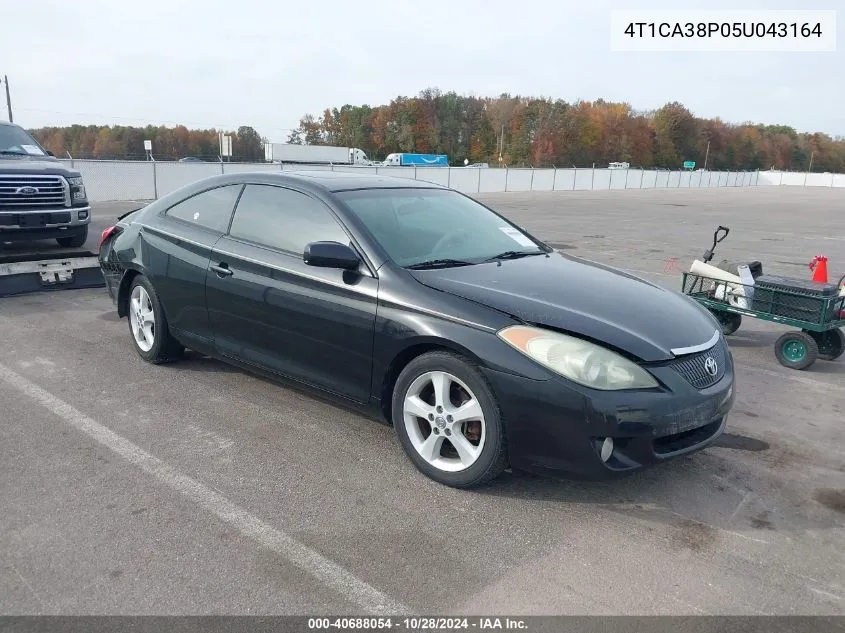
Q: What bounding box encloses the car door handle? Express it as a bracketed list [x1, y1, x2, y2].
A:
[210, 263, 233, 278]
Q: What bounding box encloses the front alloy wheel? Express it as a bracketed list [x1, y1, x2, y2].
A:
[403, 370, 486, 472]
[392, 351, 508, 488]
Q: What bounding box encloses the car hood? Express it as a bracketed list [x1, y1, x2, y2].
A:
[409, 252, 718, 362]
[0, 155, 79, 176]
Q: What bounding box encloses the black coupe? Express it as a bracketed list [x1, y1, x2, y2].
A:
[98, 171, 735, 488]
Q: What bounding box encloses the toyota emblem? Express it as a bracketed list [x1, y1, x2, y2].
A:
[15, 186, 39, 195]
[704, 356, 718, 377]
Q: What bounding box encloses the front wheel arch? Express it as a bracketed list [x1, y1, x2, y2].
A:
[379, 338, 488, 424]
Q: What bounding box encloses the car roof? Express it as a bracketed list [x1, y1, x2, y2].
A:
[282, 170, 445, 192]
[193, 169, 445, 194]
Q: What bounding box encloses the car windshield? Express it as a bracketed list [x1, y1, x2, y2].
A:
[0, 125, 47, 156]
[337, 188, 547, 268]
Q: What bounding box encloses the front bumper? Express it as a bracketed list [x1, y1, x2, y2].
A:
[482, 347, 735, 479]
[0, 207, 91, 241]
[0, 206, 91, 227]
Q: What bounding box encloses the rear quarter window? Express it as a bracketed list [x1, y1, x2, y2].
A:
[164, 184, 242, 233]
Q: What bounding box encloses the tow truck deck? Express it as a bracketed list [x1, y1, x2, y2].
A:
[0, 246, 104, 297]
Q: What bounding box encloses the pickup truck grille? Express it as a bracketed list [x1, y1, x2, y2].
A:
[0, 175, 70, 210]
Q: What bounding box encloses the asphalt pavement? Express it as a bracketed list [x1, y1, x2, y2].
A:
[1, 187, 843, 616]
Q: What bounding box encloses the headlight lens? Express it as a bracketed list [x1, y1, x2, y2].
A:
[497, 325, 659, 390]
[67, 176, 84, 186]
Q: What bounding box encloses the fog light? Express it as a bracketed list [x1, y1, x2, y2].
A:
[599, 437, 614, 462]
[78, 210, 89, 220]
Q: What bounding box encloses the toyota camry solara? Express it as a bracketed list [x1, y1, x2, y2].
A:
[98, 171, 735, 488]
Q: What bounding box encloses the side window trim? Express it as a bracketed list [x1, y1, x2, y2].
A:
[228, 183, 376, 275]
[162, 183, 244, 234]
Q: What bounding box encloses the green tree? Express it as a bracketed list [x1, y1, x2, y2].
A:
[235, 125, 263, 161]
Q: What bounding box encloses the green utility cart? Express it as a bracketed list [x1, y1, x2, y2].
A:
[681, 227, 845, 370]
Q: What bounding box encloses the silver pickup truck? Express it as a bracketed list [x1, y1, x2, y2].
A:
[0, 121, 90, 248]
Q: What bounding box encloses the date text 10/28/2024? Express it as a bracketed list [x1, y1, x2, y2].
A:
[308, 618, 528, 631]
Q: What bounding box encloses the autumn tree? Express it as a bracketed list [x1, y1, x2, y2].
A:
[26, 88, 845, 170]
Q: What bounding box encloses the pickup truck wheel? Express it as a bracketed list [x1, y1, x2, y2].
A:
[56, 225, 88, 248]
[127, 275, 184, 364]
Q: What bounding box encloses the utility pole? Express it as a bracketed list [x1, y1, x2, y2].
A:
[2, 75, 12, 123]
[803, 151, 815, 186]
[703, 140, 710, 170]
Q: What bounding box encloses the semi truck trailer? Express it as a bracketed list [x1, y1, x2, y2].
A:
[382, 153, 449, 167]
[263, 143, 372, 165]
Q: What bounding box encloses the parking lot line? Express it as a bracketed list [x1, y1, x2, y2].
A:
[0, 361, 409, 616]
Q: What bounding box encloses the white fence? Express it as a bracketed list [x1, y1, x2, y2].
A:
[54, 159, 845, 202]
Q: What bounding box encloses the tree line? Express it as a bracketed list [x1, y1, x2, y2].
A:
[29, 124, 265, 162]
[288, 89, 844, 172]
[28, 88, 845, 172]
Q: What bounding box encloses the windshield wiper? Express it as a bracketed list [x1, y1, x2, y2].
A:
[481, 250, 545, 263]
[0, 150, 27, 155]
[406, 258, 475, 270]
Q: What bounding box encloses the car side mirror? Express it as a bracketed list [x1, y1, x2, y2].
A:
[303, 241, 360, 270]
[46, 150, 55, 157]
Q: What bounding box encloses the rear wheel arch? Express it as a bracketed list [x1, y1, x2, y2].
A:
[117, 269, 141, 318]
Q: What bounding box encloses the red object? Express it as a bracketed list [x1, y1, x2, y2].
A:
[99, 225, 118, 250]
[809, 255, 829, 284]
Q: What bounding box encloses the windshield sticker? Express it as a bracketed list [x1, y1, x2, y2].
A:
[21, 144, 46, 156]
[499, 226, 535, 247]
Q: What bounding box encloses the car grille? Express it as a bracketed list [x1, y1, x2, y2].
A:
[668, 337, 727, 390]
[0, 175, 70, 211]
[653, 418, 724, 455]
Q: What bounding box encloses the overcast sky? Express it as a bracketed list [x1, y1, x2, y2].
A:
[3, 0, 843, 138]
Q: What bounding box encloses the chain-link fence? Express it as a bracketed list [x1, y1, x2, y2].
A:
[55, 159, 844, 202]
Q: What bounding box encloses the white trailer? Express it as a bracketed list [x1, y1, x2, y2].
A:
[264, 143, 371, 165]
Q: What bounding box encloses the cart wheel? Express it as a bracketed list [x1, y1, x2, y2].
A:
[774, 332, 818, 370]
[806, 329, 845, 361]
[711, 310, 742, 336]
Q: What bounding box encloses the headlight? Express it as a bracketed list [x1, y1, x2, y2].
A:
[67, 176, 84, 186]
[497, 325, 659, 390]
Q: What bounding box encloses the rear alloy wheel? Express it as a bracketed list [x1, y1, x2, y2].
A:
[127, 275, 184, 364]
[392, 351, 508, 488]
[56, 225, 88, 248]
[774, 331, 818, 370]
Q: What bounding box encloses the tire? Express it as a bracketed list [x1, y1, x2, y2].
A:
[56, 225, 88, 248]
[711, 309, 742, 336]
[126, 274, 184, 364]
[391, 351, 508, 488]
[806, 328, 845, 361]
[774, 331, 818, 370]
